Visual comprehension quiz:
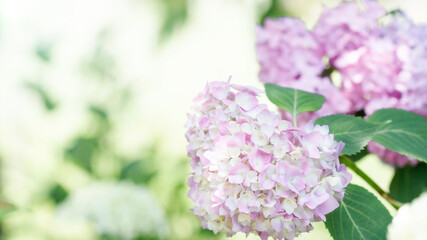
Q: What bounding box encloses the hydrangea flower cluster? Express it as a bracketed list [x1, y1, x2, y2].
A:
[57, 181, 169, 240]
[185, 80, 351, 240]
[387, 192, 427, 240]
[256, 0, 427, 167]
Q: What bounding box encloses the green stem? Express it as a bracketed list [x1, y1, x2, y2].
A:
[340, 156, 402, 210]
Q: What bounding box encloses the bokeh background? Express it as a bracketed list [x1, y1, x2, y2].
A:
[0, 0, 425, 239]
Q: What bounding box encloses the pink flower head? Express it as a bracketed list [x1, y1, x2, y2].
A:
[185, 80, 351, 240]
[337, 15, 427, 167]
[257, 17, 324, 85]
[314, 0, 386, 60]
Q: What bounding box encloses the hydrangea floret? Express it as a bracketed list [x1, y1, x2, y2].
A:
[185, 80, 351, 240]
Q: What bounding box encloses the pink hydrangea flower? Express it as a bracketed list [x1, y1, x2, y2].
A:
[396, 23, 427, 117]
[313, 0, 387, 112]
[338, 16, 427, 167]
[185, 80, 351, 240]
[314, 0, 385, 61]
[257, 18, 324, 86]
[337, 34, 405, 114]
[336, 15, 417, 116]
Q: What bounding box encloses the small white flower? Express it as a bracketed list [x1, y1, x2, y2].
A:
[387, 193, 427, 240]
[57, 181, 169, 240]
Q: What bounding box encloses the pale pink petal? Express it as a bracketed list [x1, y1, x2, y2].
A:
[314, 196, 339, 221]
[209, 81, 230, 100]
[235, 92, 258, 111]
[248, 149, 272, 172]
[228, 163, 250, 184]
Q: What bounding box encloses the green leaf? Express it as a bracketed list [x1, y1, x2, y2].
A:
[325, 184, 392, 240]
[35, 42, 53, 63]
[157, 0, 188, 44]
[24, 82, 58, 111]
[89, 105, 109, 121]
[48, 183, 69, 204]
[264, 84, 325, 121]
[65, 137, 99, 173]
[120, 159, 157, 184]
[368, 109, 427, 163]
[314, 114, 380, 155]
[0, 200, 16, 219]
[389, 162, 427, 203]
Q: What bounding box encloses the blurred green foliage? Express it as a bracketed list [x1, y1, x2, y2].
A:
[0, 156, 8, 239]
[0, 200, 15, 221]
[24, 82, 58, 111]
[155, 0, 291, 43]
[48, 184, 69, 204]
[154, 0, 289, 43]
[101, 235, 159, 240]
[35, 42, 54, 63]
[259, 0, 290, 25]
[82, 29, 117, 81]
[65, 137, 99, 173]
[157, 0, 189, 44]
[120, 159, 157, 184]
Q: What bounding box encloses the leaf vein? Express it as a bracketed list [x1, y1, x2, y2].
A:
[342, 201, 367, 240]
